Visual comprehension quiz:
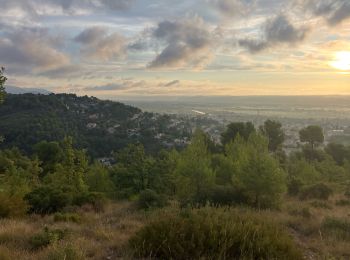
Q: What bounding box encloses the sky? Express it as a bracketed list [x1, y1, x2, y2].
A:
[0, 0, 349, 97]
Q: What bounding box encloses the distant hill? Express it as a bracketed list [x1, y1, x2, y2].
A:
[0, 93, 192, 157]
[5, 85, 51, 95]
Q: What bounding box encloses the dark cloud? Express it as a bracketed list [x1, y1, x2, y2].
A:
[0, 27, 70, 73]
[149, 17, 216, 69]
[84, 83, 125, 91]
[239, 14, 309, 53]
[164, 80, 180, 87]
[75, 27, 127, 61]
[304, 0, 350, 26]
[211, 0, 252, 17]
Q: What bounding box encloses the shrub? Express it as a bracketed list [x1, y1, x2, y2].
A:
[0, 193, 28, 218]
[287, 178, 304, 196]
[310, 200, 332, 209]
[321, 217, 350, 241]
[137, 189, 167, 210]
[335, 199, 350, 206]
[299, 183, 333, 200]
[288, 207, 312, 219]
[29, 227, 66, 250]
[25, 186, 72, 214]
[45, 245, 84, 260]
[53, 213, 81, 223]
[129, 207, 303, 260]
[74, 192, 107, 213]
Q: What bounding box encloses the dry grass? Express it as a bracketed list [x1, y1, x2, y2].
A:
[0, 195, 349, 259]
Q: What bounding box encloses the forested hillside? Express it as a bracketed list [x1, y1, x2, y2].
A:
[0, 94, 191, 157]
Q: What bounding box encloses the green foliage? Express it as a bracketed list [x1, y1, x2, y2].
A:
[321, 217, 350, 241]
[137, 189, 167, 210]
[25, 186, 72, 214]
[299, 183, 333, 200]
[299, 125, 324, 148]
[29, 227, 66, 250]
[85, 162, 115, 197]
[53, 212, 81, 223]
[174, 130, 215, 205]
[221, 122, 255, 146]
[228, 134, 287, 209]
[0, 67, 6, 105]
[129, 207, 303, 260]
[325, 143, 350, 165]
[259, 120, 285, 152]
[0, 193, 28, 218]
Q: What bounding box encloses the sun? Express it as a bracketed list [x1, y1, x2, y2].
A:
[330, 51, 350, 71]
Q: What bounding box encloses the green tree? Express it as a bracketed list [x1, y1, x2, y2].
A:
[325, 143, 349, 165]
[259, 120, 285, 152]
[299, 125, 324, 149]
[174, 130, 215, 204]
[221, 122, 255, 146]
[0, 67, 6, 104]
[85, 162, 115, 197]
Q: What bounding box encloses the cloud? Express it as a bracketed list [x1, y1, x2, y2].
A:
[0, 27, 70, 73]
[210, 0, 252, 18]
[164, 80, 180, 87]
[303, 0, 350, 26]
[84, 83, 126, 91]
[39, 65, 84, 79]
[75, 27, 127, 61]
[149, 17, 217, 69]
[239, 14, 309, 53]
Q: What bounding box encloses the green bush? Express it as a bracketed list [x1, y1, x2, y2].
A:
[53, 212, 81, 223]
[29, 227, 66, 250]
[74, 192, 107, 212]
[287, 178, 304, 196]
[310, 200, 332, 209]
[299, 183, 333, 200]
[321, 217, 350, 241]
[335, 199, 350, 206]
[25, 186, 72, 214]
[0, 193, 28, 218]
[129, 207, 303, 260]
[137, 189, 167, 210]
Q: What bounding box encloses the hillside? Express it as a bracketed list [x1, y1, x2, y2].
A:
[0, 93, 192, 157]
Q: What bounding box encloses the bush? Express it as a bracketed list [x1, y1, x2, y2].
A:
[25, 186, 72, 214]
[310, 200, 332, 209]
[299, 183, 333, 200]
[45, 245, 84, 260]
[0, 193, 28, 218]
[287, 178, 304, 196]
[74, 192, 107, 212]
[335, 199, 350, 206]
[321, 217, 350, 241]
[137, 189, 167, 210]
[53, 212, 81, 223]
[129, 207, 303, 260]
[29, 227, 67, 250]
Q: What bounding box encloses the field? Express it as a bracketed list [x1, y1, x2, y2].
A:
[1, 191, 350, 260]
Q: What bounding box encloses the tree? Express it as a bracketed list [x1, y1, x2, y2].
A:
[325, 143, 349, 165]
[0, 67, 6, 104]
[259, 120, 285, 152]
[299, 125, 324, 149]
[221, 122, 255, 146]
[174, 129, 215, 204]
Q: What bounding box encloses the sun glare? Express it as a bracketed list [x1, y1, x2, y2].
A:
[330, 51, 350, 71]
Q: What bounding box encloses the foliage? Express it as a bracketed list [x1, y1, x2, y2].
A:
[174, 130, 215, 205]
[321, 217, 350, 241]
[221, 122, 255, 145]
[137, 189, 167, 210]
[85, 162, 115, 197]
[325, 142, 350, 165]
[53, 212, 81, 223]
[299, 125, 324, 149]
[29, 227, 66, 250]
[0, 67, 6, 105]
[0, 193, 28, 218]
[129, 207, 303, 260]
[259, 120, 285, 152]
[299, 183, 333, 200]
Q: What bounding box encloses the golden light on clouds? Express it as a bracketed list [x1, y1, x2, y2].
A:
[330, 51, 350, 71]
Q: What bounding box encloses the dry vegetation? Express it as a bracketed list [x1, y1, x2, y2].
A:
[0, 191, 349, 260]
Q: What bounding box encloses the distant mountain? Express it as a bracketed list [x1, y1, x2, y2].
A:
[5, 85, 51, 95]
[0, 93, 192, 157]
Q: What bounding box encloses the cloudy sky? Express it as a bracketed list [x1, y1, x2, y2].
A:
[0, 0, 349, 97]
